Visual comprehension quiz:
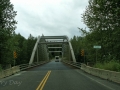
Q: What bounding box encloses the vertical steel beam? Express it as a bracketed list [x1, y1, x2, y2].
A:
[68, 41, 76, 62]
[29, 36, 41, 65]
[65, 36, 76, 62]
[37, 46, 39, 63]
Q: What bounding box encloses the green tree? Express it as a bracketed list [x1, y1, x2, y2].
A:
[80, 0, 120, 63]
[6, 33, 37, 65]
[0, 0, 17, 68]
[12, 33, 26, 65]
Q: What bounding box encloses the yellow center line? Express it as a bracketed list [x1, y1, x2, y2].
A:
[36, 71, 51, 90]
[36, 72, 49, 90]
[40, 71, 51, 90]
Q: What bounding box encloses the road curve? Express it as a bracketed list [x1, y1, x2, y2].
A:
[0, 60, 120, 90]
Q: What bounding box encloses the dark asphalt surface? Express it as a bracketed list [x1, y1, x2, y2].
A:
[0, 60, 120, 90]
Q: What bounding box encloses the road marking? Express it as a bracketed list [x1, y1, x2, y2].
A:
[36, 71, 51, 90]
[75, 70, 115, 90]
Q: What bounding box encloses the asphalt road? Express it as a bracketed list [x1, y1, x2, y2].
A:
[0, 60, 120, 90]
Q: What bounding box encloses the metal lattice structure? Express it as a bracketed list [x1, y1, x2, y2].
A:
[29, 35, 76, 65]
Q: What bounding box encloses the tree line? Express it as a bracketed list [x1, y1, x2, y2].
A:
[71, 0, 120, 71]
[0, 0, 37, 69]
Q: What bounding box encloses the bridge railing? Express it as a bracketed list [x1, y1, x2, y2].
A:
[0, 66, 20, 79]
[62, 60, 120, 84]
[19, 61, 49, 71]
[0, 61, 49, 79]
[81, 63, 120, 84]
[62, 60, 81, 68]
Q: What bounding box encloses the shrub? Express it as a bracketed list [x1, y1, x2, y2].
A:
[94, 60, 120, 72]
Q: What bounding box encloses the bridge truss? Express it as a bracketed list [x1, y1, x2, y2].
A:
[29, 35, 76, 64]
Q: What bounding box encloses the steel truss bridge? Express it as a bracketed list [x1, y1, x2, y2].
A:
[29, 35, 76, 64]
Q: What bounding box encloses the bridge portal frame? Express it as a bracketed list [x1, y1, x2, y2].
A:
[29, 35, 76, 65]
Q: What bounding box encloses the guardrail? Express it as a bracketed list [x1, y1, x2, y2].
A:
[0, 61, 49, 79]
[62, 61, 120, 84]
[81, 63, 120, 84]
[0, 66, 20, 79]
[62, 61, 81, 68]
[19, 61, 49, 71]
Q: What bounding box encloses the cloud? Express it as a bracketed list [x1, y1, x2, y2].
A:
[10, 0, 88, 39]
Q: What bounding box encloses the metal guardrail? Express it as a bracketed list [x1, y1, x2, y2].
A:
[62, 61, 81, 68]
[0, 61, 49, 79]
[19, 61, 49, 71]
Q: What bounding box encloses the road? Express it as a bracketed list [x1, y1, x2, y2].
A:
[0, 60, 120, 90]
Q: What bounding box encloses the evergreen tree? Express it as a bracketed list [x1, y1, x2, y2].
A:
[81, 0, 120, 62]
[0, 0, 17, 67]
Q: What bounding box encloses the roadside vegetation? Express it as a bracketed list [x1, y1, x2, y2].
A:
[94, 61, 120, 72]
[71, 0, 120, 72]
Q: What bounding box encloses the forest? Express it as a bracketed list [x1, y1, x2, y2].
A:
[71, 0, 120, 71]
[0, 0, 37, 70]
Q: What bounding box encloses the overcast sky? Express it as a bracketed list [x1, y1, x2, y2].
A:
[10, 0, 89, 39]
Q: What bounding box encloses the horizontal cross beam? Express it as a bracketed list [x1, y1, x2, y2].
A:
[48, 47, 62, 48]
[39, 42, 68, 44]
[49, 51, 62, 52]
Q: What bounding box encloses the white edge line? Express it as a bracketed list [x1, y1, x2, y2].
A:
[75, 70, 115, 90]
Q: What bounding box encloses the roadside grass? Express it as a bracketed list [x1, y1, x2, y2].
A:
[94, 60, 120, 72]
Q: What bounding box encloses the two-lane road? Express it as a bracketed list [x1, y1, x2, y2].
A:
[0, 60, 120, 90]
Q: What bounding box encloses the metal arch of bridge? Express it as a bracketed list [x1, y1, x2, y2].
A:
[29, 35, 76, 65]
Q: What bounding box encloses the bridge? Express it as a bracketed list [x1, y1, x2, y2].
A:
[0, 35, 120, 90]
[29, 35, 76, 64]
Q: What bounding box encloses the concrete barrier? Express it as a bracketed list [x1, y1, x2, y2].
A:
[4, 68, 13, 77]
[0, 71, 5, 79]
[81, 64, 120, 84]
[0, 66, 20, 79]
[12, 66, 20, 74]
[0, 61, 48, 79]
[108, 71, 120, 83]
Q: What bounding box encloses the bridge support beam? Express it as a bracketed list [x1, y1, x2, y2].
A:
[29, 36, 41, 65]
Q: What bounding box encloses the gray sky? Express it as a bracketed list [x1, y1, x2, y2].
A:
[10, 0, 88, 39]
